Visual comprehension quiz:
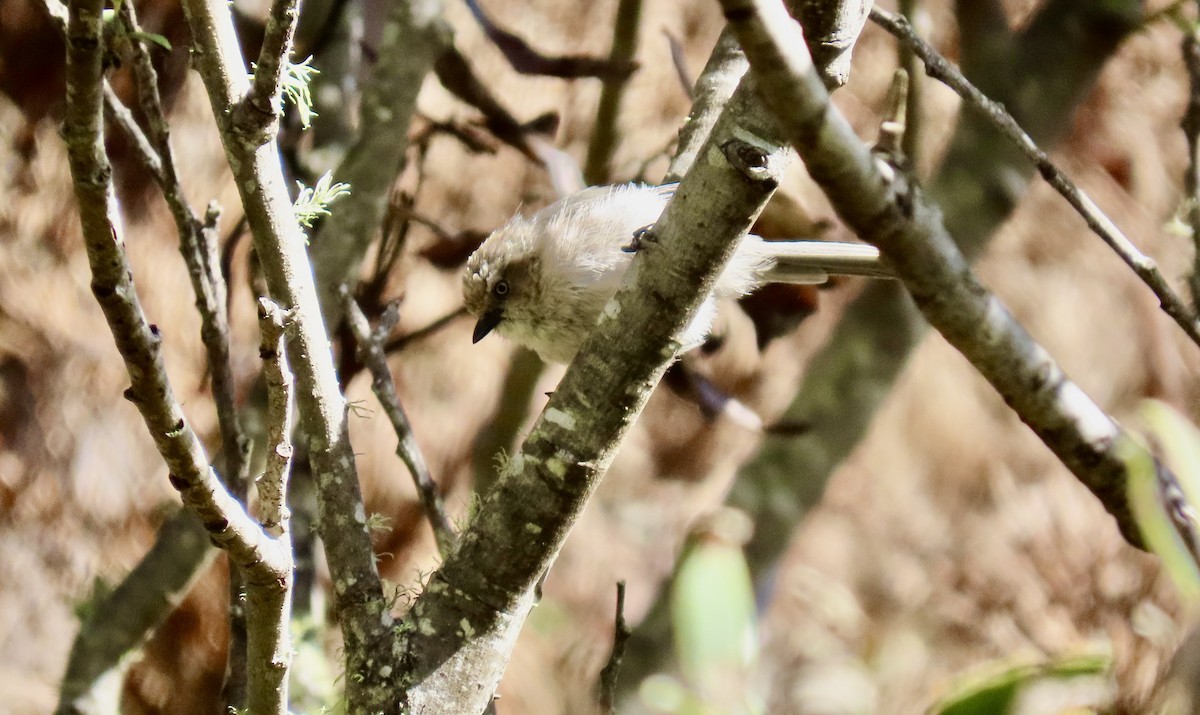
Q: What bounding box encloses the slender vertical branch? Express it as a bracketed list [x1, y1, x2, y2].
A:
[898, 0, 922, 163]
[342, 289, 456, 558]
[257, 298, 296, 538]
[58, 0, 291, 710]
[116, 0, 250, 495]
[311, 0, 450, 324]
[1182, 19, 1200, 309]
[596, 581, 631, 713]
[113, 8, 256, 705]
[243, 298, 297, 715]
[175, 0, 398, 708]
[583, 0, 643, 184]
[246, 0, 304, 122]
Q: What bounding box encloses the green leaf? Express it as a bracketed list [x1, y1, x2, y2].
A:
[1125, 400, 1200, 607]
[930, 652, 1110, 715]
[129, 30, 172, 51]
[671, 540, 756, 678]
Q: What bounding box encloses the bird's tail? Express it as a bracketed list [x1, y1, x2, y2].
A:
[758, 239, 894, 284]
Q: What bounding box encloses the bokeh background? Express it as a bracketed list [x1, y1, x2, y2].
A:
[1, 0, 1197, 712]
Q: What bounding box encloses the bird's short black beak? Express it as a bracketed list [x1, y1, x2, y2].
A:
[473, 309, 503, 343]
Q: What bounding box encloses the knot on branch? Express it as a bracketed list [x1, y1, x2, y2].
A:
[230, 98, 280, 148]
[721, 138, 778, 188]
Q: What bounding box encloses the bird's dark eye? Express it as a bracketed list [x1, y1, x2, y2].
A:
[493, 280, 510, 297]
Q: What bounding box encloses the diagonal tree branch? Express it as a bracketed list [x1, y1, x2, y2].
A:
[791, 0, 873, 88]
[342, 290, 456, 558]
[397, 65, 795, 715]
[872, 6, 1200, 351]
[244, 298, 297, 715]
[732, 0, 1141, 587]
[718, 0, 1142, 543]
[310, 0, 450, 325]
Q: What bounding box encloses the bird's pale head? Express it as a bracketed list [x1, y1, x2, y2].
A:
[463, 216, 544, 346]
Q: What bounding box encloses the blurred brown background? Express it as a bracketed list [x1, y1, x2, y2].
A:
[1, 0, 1196, 712]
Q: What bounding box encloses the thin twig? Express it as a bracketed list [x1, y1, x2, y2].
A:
[1181, 21, 1200, 310]
[242, 298, 296, 714]
[382, 307, 467, 355]
[662, 28, 694, 100]
[257, 298, 296, 537]
[871, 6, 1200, 352]
[341, 289, 456, 557]
[897, 0, 922, 163]
[246, 0, 304, 124]
[117, 0, 250, 495]
[584, 0, 643, 184]
[39, 0, 166, 183]
[463, 0, 636, 79]
[102, 84, 165, 182]
[596, 581, 631, 713]
[178, 0, 397, 704]
[874, 69, 908, 156]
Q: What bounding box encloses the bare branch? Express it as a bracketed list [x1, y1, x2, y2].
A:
[102, 84, 165, 182]
[56, 511, 218, 715]
[463, 0, 636, 79]
[720, 0, 1142, 542]
[257, 299, 296, 538]
[872, 7, 1200, 352]
[39, 1, 165, 183]
[596, 581, 631, 713]
[342, 289, 456, 558]
[176, 0, 398, 707]
[243, 298, 297, 715]
[584, 0, 644, 184]
[1182, 23, 1200, 309]
[116, 0, 251, 496]
[432, 45, 552, 163]
[382, 308, 466, 354]
[311, 0, 450, 326]
[790, 0, 872, 88]
[62, 0, 280, 579]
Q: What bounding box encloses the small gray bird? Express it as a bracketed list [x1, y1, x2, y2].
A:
[463, 183, 889, 364]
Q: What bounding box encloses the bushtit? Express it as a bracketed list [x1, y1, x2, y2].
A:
[463, 183, 888, 364]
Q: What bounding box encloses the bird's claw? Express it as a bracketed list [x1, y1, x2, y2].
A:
[621, 225, 657, 254]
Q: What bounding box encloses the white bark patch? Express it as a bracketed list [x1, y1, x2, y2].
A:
[525, 523, 543, 534]
[459, 619, 476, 639]
[602, 298, 621, 321]
[546, 457, 567, 478]
[419, 618, 436, 636]
[545, 407, 576, 431]
[1058, 381, 1117, 444]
